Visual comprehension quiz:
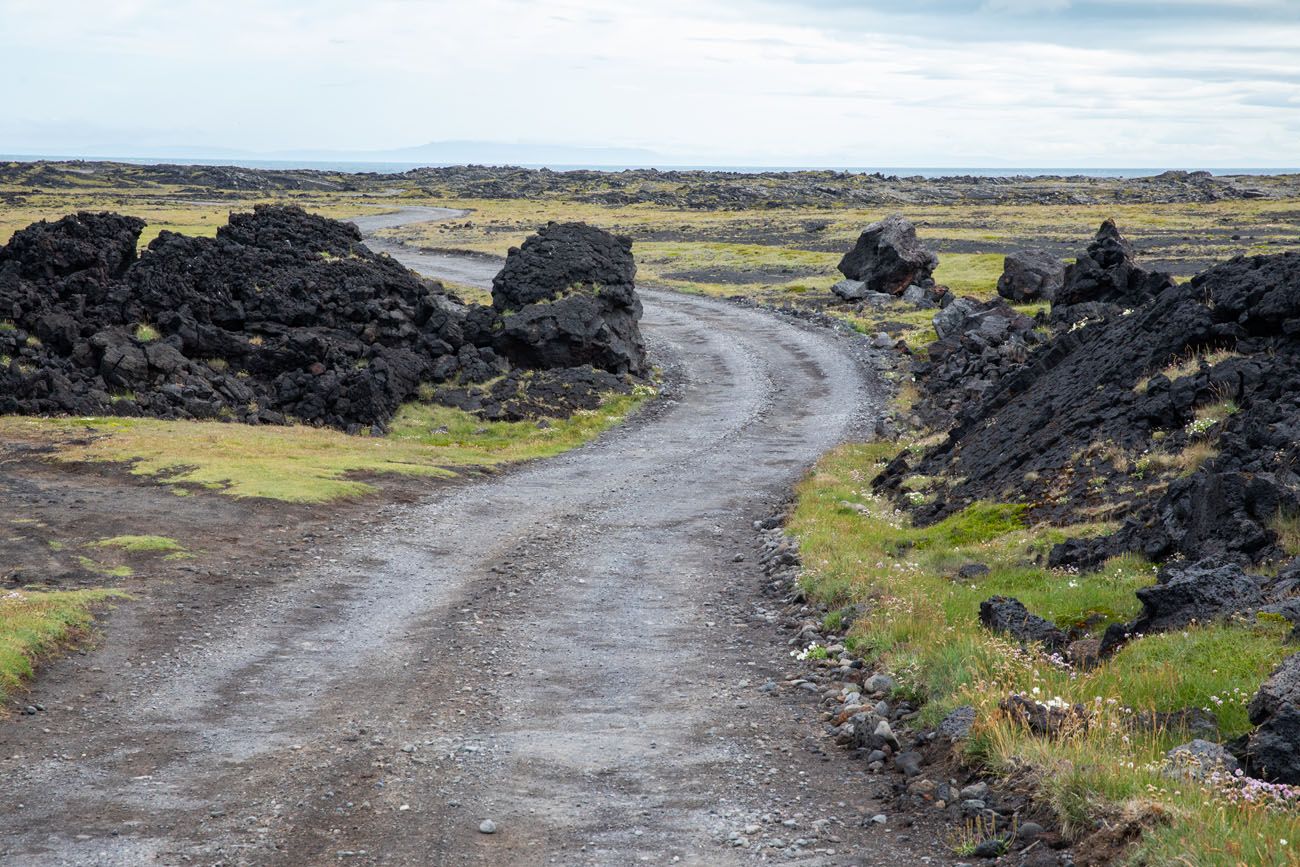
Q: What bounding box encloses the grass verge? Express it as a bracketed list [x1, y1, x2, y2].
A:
[790, 442, 1300, 865]
[1, 588, 126, 702]
[0, 389, 651, 503]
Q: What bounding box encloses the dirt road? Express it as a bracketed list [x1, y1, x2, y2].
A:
[0, 213, 952, 865]
[350, 207, 504, 288]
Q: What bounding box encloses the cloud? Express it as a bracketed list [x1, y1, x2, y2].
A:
[0, 0, 1295, 166]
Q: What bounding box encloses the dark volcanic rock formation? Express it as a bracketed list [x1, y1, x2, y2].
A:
[997, 249, 1064, 303]
[836, 215, 939, 296]
[0, 208, 647, 430]
[886, 250, 1300, 570]
[979, 596, 1068, 651]
[1050, 220, 1175, 325]
[0, 206, 467, 431]
[1247, 653, 1300, 783]
[1097, 560, 1270, 657]
[909, 296, 1045, 429]
[487, 222, 647, 376]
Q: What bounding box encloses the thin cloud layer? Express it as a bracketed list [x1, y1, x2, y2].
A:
[0, 0, 1295, 166]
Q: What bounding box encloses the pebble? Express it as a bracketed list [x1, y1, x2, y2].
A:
[870, 814, 887, 825]
[959, 782, 988, 801]
[478, 819, 497, 834]
[873, 719, 900, 750]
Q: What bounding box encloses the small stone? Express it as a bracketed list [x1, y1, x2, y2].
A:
[1163, 739, 1240, 780]
[895, 752, 923, 777]
[870, 814, 887, 825]
[1016, 821, 1045, 842]
[907, 778, 937, 797]
[874, 719, 900, 751]
[938, 706, 977, 741]
[478, 819, 497, 834]
[865, 674, 895, 694]
[972, 836, 1009, 858]
[958, 782, 989, 801]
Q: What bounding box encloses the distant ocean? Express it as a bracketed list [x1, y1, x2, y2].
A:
[3, 154, 1298, 179]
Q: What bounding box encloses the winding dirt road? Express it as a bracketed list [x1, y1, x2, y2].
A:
[0, 211, 951, 865]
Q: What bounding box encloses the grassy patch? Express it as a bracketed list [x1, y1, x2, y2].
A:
[933, 253, 1006, 296]
[76, 556, 133, 578]
[1273, 510, 1300, 558]
[0, 588, 126, 701]
[790, 442, 1298, 863]
[90, 535, 187, 556]
[0, 389, 651, 503]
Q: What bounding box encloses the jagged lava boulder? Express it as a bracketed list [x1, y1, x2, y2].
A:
[836, 215, 939, 297]
[1051, 220, 1175, 324]
[997, 249, 1064, 303]
[1247, 653, 1300, 783]
[487, 222, 647, 376]
[979, 596, 1068, 651]
[909, 296, 1045, 429]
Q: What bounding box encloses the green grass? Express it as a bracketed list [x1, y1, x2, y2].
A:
[789, 442, 1298, 863]
[933, 252, 1007, 296]
[76, 556, 133, 578]
[134, 323, 160, 342]
[0, 588, 126, 701]
[90, 535, 186, 555]
[0, 389, 651, 503]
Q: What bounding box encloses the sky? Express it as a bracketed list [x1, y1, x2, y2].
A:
[1, 0, 1298, 167]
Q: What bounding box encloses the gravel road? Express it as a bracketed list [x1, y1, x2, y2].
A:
[0, 211, 954, 865]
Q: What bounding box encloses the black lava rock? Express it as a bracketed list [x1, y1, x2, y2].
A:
[1051, 220, 1175, 324]
[0, 208, 649, 431]
[997, 249, 1064, 303]
[979, 596, 1068, 651]
[836, 214, 939, 296]
[1247, 653, 1300, 784]
[489, 222, 647, 376]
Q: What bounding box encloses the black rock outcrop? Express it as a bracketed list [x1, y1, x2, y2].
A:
[1050, 220, 1175, 324]
[487, 222, 647, 376]
[997, 249, 1064, 303]
[836, 215, 939, 296]
[0, 206, 469, 431]
[0, 208, 648, 431]
[1247, 653, 1300, 784]
[1097, 560, 1271, 656]
[979, 596, 1068, 651]
[910, 296, 1045, 429]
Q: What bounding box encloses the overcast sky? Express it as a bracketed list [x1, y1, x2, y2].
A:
[2, 0, 1298, 167]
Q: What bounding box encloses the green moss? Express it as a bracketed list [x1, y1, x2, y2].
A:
[76, 556, 133, 579]
[0, 388, 653, 503]
[90, 535, 185, 555]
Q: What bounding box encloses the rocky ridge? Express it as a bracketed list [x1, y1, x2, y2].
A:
[7, 161, 1298, 209]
